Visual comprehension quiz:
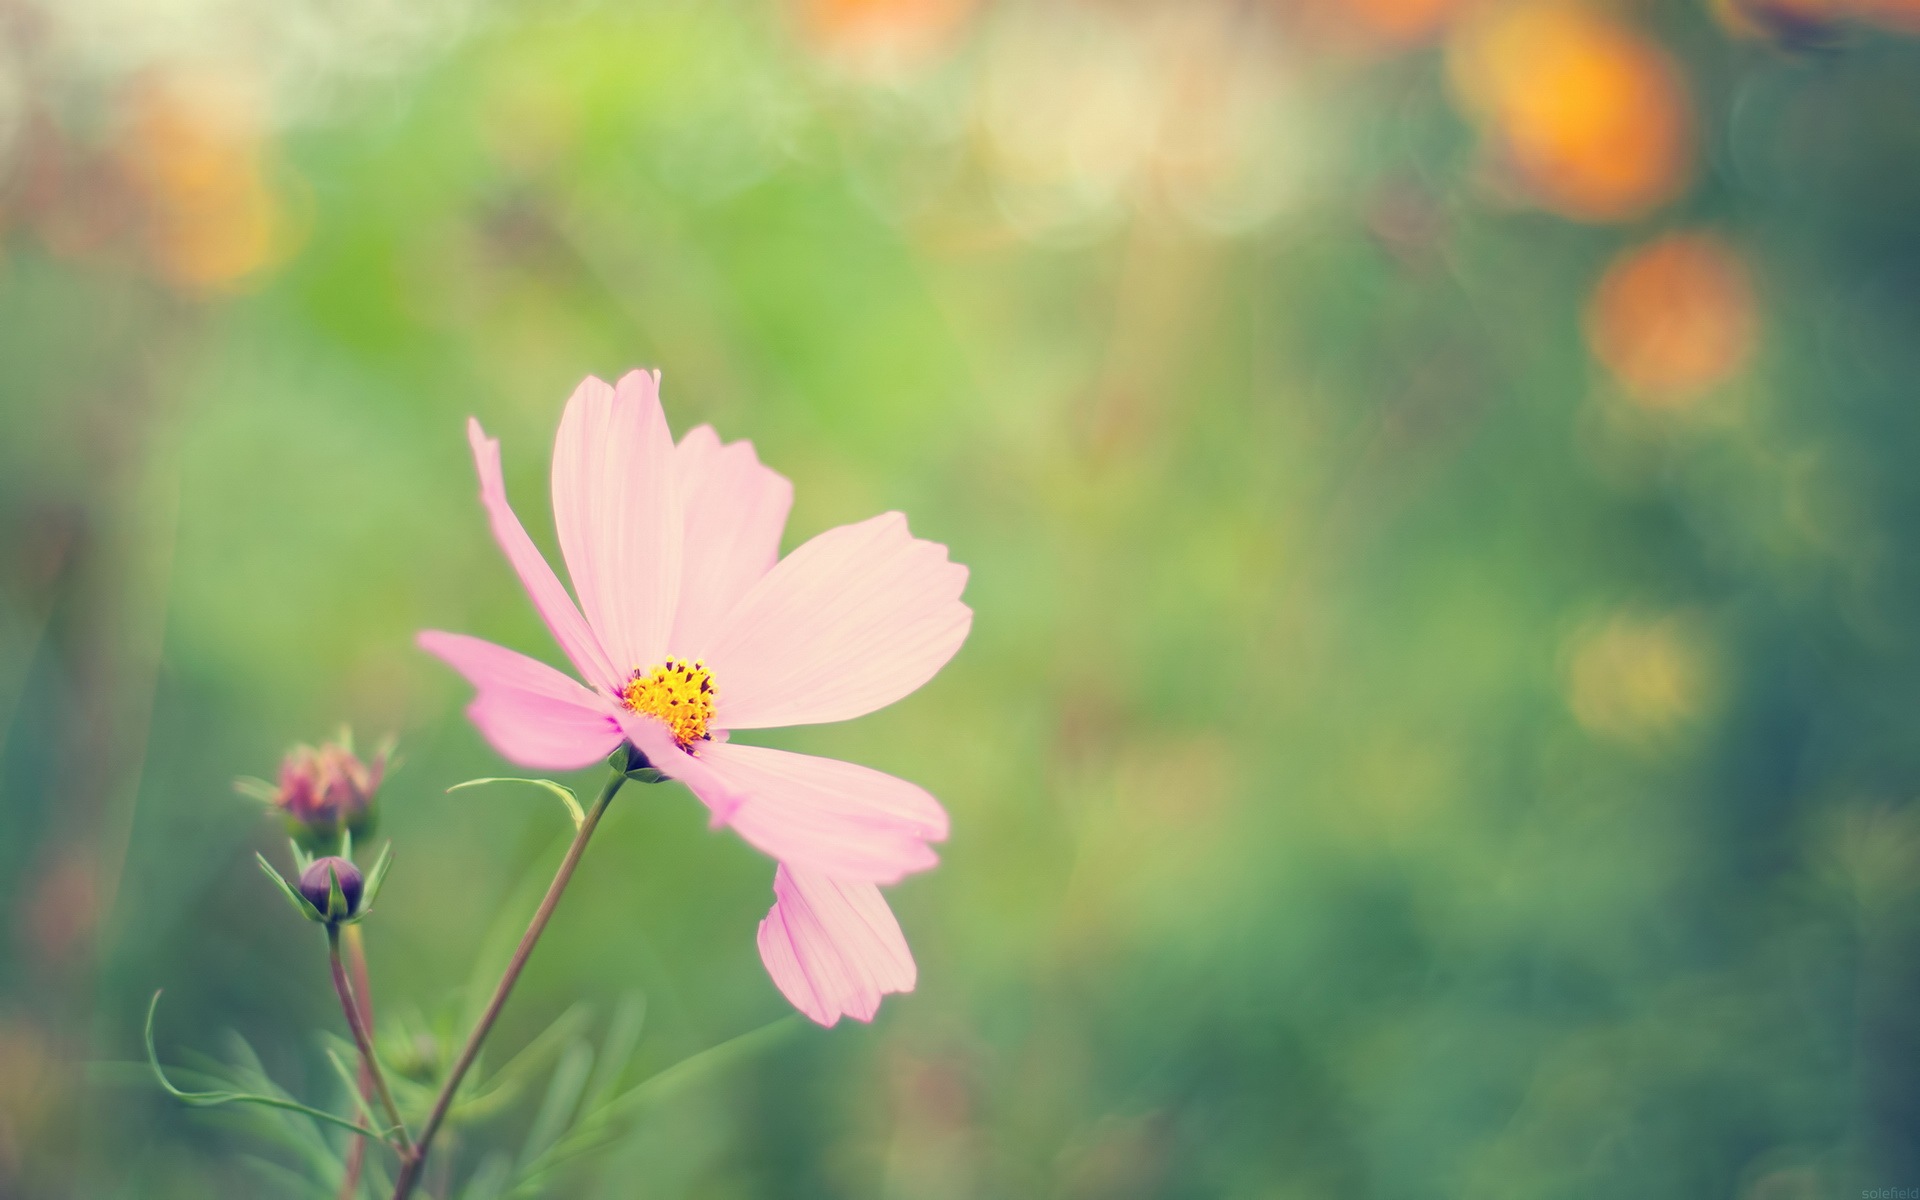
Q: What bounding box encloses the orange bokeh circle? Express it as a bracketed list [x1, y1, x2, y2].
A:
[1586, 232, 1758, 405]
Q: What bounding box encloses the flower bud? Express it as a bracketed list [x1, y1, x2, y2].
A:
[298, 856, 364, 921]
[270, 736, 386, 852]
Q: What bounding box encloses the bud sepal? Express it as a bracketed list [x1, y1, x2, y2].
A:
[610, 742, 665, 784]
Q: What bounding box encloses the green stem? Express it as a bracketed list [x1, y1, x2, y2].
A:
[390, 768, 626, 1200]
[328, 924, 414, 1157]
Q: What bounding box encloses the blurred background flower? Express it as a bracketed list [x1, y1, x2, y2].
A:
[113, 69, 292, 293]
[1447, 4, 1694, 221]
[2, 0, 1920, 1196]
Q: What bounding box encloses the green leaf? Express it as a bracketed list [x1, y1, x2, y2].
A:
[351, 842, 395, 920]
[596, 1016, 794, 1123]
[518, 1039, 593, 1171]
[449, 778, 585, 830]
[257, 853, 324, 923]
[584, 993, 647, 1112]
[233, 775, 278, 804]
[242, 1151, 339, 1200]
[511, 1017, 797, 1194]
[200, 1033, 340, 1179]
[460, 1152, 513, 1200]
[453, 1004, 592, 1122]
[144, 992, 395, 1145]
[325, 1047, 381, 1131]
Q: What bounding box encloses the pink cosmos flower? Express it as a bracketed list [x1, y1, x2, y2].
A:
[419, 370, 969, 1026]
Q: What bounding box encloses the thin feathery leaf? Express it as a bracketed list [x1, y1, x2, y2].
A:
[144, 992, 396, 1146]
[221, 1037, 340, 1167]
[518, 1039, 594, 1172]
[242, 1150, 339, 1200]
[448, 777, 585, 831]
[455, 1004, 592, 1119]
[461, 1152, 514, 1200]
[326, 1047, 382, 1131]
[512, 1017, 797, 1193]
[592, 1017, 797, 1128]
[584, 993, 647, 1112]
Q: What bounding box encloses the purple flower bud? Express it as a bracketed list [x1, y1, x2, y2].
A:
[298, 856, 364, 920]
[272, 737, 385, 852]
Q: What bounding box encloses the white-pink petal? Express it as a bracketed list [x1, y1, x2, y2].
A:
[757, 865, 916, 1027]
[697, 741, 945, 884]
[704, 513, 971, 730]
[418, 631, 623, 770]
[466, 419, 620, 694]
[552, 371, 682, 676]
[668, 425, 793, 659]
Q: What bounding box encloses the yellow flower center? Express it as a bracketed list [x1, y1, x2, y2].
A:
[620, 659, 717, 749]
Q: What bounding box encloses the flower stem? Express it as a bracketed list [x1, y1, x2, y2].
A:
[339, 925, 377, 1200]
[390, 767, 627, 1200]
[328, 924, 413, 1157]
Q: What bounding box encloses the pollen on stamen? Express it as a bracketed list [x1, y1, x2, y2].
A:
[621, 660, 717, 749]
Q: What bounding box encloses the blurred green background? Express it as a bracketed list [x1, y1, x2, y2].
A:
[4, 0, 1920, 1195]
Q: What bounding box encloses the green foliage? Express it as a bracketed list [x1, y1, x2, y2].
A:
[144, 984, 785, 1197]
[506, 1015, 797, 1197]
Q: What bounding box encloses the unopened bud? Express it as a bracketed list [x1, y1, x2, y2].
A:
[298, 856, 364, 921]
[270, 736, 386, 852]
